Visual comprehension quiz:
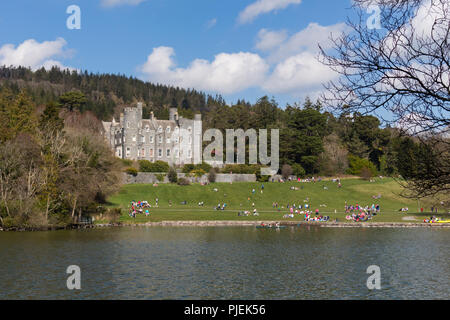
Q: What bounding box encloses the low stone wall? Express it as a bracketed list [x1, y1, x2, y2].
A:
[215, 174, 256, 183]
[122, 172, 256, 184]
[123, 172, 169, 184]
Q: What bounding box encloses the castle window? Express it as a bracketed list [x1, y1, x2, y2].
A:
[149, 148, 153, 157]
[127, 122, 130, 128]
[150, 136, 154, 143]
[158, 126, 162, 133]
[141, 148, 145, 157]
[158, 136, 162, 143]
[132, 135, 136, 142]
[142, 136, 145, 143]
[175, 136, 179, 143]
[166, 137, 171, 143]
[188, 127, 192, 134]
[166, 149, 171, 157]
[145, 125, 150, 132]
[126, 147, 131, 157]
[174, 148, 179, 158]
[166, 127, 171, 134]
[158, 149, 162, 157]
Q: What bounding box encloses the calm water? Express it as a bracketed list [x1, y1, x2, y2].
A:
[0, 226, 449, 299]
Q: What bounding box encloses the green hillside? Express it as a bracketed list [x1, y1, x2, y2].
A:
[106, 178, 448, 223]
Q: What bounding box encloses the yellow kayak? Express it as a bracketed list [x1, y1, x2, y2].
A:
[427, 220, 450, 223]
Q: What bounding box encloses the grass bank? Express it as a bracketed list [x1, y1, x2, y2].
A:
[105, 178, 449, 224]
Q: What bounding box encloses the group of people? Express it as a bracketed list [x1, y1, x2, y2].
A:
[238, 209, 259, 216]
[128, 200, 151, 218]
[215, 203, 227, 210]
[345, 211, 373, 222]
[345, 203, 380, 214]
[304, 213, 330, 222]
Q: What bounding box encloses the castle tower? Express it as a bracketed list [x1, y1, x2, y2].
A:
[169, 107, 177, 121]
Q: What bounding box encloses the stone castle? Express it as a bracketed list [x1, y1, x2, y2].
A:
[102, 103, 202, 165]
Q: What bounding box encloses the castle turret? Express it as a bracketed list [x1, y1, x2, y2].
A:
[169, 107, 177, 121]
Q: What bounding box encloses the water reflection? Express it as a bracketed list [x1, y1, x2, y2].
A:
[0, 227, 448, 299]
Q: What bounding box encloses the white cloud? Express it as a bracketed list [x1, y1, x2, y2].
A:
[238, 0, 302, 24]
[263, 51, 338, 94]
[255, 29, 288, 51]
[258, 22, 347, 95]
[140, 47, 269, 94]
[261, 22, 348, 63]
[0, 38, 74, 71]
[139, 21, 348, 98]
[101, 0, 146, 7]
[206, 18, 217, 29]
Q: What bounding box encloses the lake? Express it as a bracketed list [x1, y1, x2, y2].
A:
[0, 226, 448, 299]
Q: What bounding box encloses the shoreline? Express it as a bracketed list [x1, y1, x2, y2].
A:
[93, 220, 450, 229]
[2, 220, 450, 232]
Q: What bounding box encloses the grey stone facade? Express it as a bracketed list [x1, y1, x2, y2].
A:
[102, 103, 202, 166]
[122, 172, 257, 184]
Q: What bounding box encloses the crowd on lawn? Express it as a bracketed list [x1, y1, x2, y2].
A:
[128, 200, 153, 218]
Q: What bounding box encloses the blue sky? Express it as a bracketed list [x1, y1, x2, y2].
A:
[0, 0, 358, 107]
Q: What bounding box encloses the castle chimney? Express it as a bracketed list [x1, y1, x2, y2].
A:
[137, 102, 143, 118]
[169, 107, 177, 121]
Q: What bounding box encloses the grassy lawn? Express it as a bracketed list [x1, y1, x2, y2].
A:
[105, 178, 449, 224]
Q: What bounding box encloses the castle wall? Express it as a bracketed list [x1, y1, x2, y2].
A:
[104, 103, 202, 166]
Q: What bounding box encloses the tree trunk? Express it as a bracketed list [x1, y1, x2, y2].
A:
[71, 197, 77, 222]
[45, 194, 50, 224]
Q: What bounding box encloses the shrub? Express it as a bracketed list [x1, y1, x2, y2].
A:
[281, 164, 293, 180]
[360, 167, 372, 180]
[257, 174, 269, 182]
[347, 155, 377, 176]
[292, 163, 306, 178]
[182, 164, 196, 173]
[190, 169, 206, 177]
[155, 174, 166, 182]
[105, 208, 121, 223]
[121, 159, 133, 167]
[124, 167, 138, 176]
[221, 164, 261, 174]
[177, 177, 190, 185]
[182, 163, 212, 174]
[139, 160, 169, 172]
[168, 167, 178, 183]
[196, 162, 212, 173]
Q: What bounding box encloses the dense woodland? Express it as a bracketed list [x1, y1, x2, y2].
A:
[0, 66, 446, 228]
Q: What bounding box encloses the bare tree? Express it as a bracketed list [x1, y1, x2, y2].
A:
[320, 0, 449, 134]
[319, 0, 449, 197]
